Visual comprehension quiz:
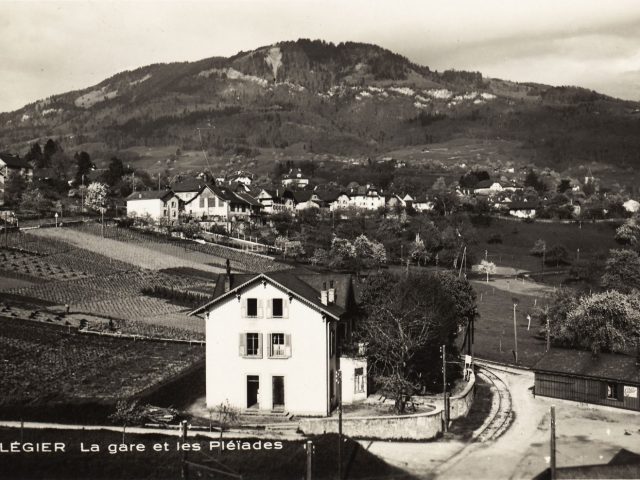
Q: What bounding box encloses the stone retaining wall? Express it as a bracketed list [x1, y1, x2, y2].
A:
[412, 371, 475, 420]
[299, 405, 443, 440]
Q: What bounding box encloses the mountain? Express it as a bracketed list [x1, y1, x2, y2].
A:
[2, 39, 640, 172]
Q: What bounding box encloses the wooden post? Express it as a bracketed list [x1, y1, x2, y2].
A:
[513, 299, 519, 364]
[181, 420, 188, 480]
[442, 344, 448, 432]
[550, 406, 556, 480]
[337, 370, 343, 480]
[546, 316, 551, 352]
[306, 440, 313, 480]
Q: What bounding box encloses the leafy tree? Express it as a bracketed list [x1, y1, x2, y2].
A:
[109, 399, 145, 443]
[476, 260, 496, 283]
[615, 219, 640, 248]
[20, 186, 51, 212]
[329, 236, 356, 268]
[357, 271, 474, 412]
[85, 182, 108, 211]
[533, 287, 580, 343]
[50, 151, 75, 184]
[103, 156, 127, 187]
[530, 239, 547, 257]
[310, 248, 329, 266]
[3, 170, 27, 206]
[560, 291, 640, 354]
[409, 236, 429, 265]
[545, 244, 569, 267]
[524, 170, 546, 193]
[283, 240, 305, 259]
[353, 234, 387, 269]
[24, 142, 44, 168]
[74, 151, 93, 185]
[42, 139, 60, 167]
[207, 401, 240, 453]
[557, 179, 572, 193]
[601, 249, 640, 293]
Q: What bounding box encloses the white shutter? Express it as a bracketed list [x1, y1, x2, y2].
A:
[239, 333, 246, 357]
[282, 298, 289, 318]
[257, 299, 264, 318]
[267, 333, 273, 358]
[241, 298, 247, 318]
[266, 300, 272, 319]
[257, 333, 263, 359]
[285, 334, 291, 358]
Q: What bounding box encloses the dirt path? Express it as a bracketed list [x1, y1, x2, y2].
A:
[30, 228, 225, 273]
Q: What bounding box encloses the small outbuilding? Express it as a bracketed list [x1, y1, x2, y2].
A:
[533, 349, 640, 412]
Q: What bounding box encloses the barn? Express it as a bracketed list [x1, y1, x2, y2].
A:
[533, 349, 640, 412]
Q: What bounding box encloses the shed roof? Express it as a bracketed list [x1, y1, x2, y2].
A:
[534, 348, 640, 384]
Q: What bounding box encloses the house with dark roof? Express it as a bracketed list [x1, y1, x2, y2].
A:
[190, 269, 366, 416]
[256, 189, 294, 214]
[125, 190, 182, 222]
[281, 168, 309, 189]
[183, 184, 262, 222]
[0, 152, 33, 206]
[533, 348, 640, 411]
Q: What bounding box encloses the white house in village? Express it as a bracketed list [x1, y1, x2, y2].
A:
[330, 186, 385, 212]
[281, 168, 309, 189]
[256, 189, 294, 214]
[126, 190, 181, 221]
[184, 184, 262, 222]
[190, 270, 366, 416]
[0, 152, 33, 206]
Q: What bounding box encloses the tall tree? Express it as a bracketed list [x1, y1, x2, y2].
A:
[103, 156, 126, 187]
[74, 151, 93, 185]
[356, 271, 473, 412]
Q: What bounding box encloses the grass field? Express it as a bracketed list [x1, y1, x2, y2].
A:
[471, 218, 620, 273]
[0, 318, 204, 413]
[0, 429, 415, 480]
[468, 277, 554, 367]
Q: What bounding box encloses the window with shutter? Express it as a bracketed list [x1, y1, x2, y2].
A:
[247, 298, 258, 317]
[256, 299, 263, 318]
[246, 333, 260, 357]
[257, 333, 263, 358]
[269, 333, 286, 358]
[239, 333, 246, 357]
[241, 298, 247, 318]
[282, 298, 289, 318]
[272, 299, 283, 318]
[284, 333, 291, 358]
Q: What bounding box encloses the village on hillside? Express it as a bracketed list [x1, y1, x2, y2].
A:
[2, 136, 640, 479]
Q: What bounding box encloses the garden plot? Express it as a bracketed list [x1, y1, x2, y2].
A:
[0, 317, 204, 406]
[0, 248, 91, 281]
[29, 228, 226, 273]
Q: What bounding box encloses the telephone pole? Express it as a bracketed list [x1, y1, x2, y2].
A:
[550, 406, 556, 480]
[512, 298, 519, 364]
[441, 344, 448, 432]
[336, 370, 343, 480]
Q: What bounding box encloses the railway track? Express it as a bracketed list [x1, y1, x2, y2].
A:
[473, 365, 515, 442]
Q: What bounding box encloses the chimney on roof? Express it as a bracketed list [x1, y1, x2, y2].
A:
[224, 258, 232, 292]
[320, 289, 328, 306]
[328, 279, 335, 304]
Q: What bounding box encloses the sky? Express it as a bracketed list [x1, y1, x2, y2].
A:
[2, 0, 640, 112]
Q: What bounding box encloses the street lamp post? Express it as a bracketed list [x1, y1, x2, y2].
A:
[512, 297, 519, 364]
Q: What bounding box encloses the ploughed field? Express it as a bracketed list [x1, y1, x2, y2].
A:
[0, 317, 205, 410]
[0, 227, 228, 338]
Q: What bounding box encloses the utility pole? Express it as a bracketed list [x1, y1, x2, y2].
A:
[441, 344, 448, 432]
[181, 420, 189, 480]
[336, 370, 343, 480]
[305, 440, 314, 480]
[546, 316, 551, 352]
[542, 243, 546, 274]
[512, 298, 519, 364]
[550, 406, 556, 480]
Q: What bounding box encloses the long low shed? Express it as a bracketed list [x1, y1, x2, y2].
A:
[533, 349, 640, 411]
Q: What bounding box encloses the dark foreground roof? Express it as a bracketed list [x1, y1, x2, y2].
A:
[534, 348, 640, 384]
[534, 449, 640, 479]
[191, 270, 356, 320]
